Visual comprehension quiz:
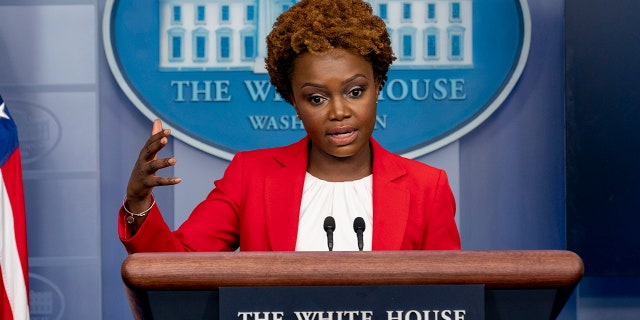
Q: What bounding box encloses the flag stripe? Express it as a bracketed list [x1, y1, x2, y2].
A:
[1, 95, 29, 320]
[1, 149, 29, 319]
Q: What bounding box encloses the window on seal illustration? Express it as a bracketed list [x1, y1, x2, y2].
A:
[447, 26, 465, 61]
[195, 5, 206, 25]
[402, 3, 412, 22]
[450, 2, 462, 23]
[398, 27, 416, 61]
[193, 28, 209, 63]
[426, 3, 437, 22]
[216, 28, 233, 62]
[378, 3, 388, 20]
[171, 5, 182, 25]
[241, 29, 257, 61]
[246, 5, 256, 23]
[168, 28, 185, 62]
[424, 27, 440, 60]
[220, 5, 230, 24]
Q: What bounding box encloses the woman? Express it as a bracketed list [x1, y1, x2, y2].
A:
[119, 0, 461, 252]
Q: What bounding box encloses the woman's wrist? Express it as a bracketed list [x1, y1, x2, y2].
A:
[123, 195, 155, 224]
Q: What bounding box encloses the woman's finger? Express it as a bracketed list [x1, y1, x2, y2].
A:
[144, 157, 176, 175]
[140, 130, 170, 161]
[151, 119, 163, 136]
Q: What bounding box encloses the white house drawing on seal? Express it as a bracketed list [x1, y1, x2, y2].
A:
[158, 0, 473, 72]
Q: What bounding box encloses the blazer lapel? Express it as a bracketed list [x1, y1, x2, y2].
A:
[371, 140, 410, 250]
[263, 138, 410, 251]
[265, 139, 309, 251]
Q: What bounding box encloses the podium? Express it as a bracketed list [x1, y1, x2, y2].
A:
[121, 250, 583, 320]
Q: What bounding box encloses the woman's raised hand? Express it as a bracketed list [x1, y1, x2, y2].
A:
[125, 119, 181, 218]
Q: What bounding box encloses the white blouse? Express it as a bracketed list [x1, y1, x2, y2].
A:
[295, 173, 373, 251]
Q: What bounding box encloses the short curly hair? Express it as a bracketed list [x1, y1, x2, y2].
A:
[265, 0, 396, 105]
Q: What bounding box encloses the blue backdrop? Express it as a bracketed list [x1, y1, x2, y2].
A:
[0, 0, 637, 319]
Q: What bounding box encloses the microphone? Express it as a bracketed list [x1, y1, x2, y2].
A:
[353, 217, 366, 251]
[323, 216, 336, 251]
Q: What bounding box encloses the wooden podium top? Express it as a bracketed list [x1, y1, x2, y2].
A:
[121, 250, 583, 291]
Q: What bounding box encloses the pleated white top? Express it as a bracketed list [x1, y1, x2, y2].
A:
[295, 172, 373, 251]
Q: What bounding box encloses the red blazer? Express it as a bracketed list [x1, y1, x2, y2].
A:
[119, 137, 461, 253]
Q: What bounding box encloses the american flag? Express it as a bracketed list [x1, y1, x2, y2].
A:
[0, 95, 30, 319]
